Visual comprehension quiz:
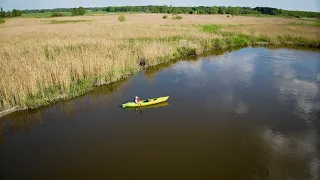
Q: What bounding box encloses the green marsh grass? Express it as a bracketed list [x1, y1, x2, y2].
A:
[288, 20, 320, 27]
[202, 24, 223, 33]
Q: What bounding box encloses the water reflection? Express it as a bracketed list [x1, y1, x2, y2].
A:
[256, 127, 319, 180]
[271, 49, 320, 125]
[0, 77, 130, 142]
[144, 47, 241, 82]
[0, 109, 44, 143]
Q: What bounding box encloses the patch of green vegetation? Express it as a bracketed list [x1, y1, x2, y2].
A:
[127, 36, 183, 43]
[288, 21, 320, 27]
[176, 15, 183, 20]
[84, 11, 105, 15]
[0, 18, 5, 24]
[172, 15, 183, 20]
[72, 7, 86, 16]
[163, 15, 168, 19]
[175, 46, 196, 57]
[22, 77, 94, 108]
[240, 14, 275, 18]
[23, 84, 64, 108]
[42, 20, 92, 24]
[118, 15, 126, 22]
[299, 18, 320, 22]
[158, 36, 183, 42]
[202, 24, 223, 33]
[85, 11, 131, 16]
[69, 77, 92, 95]
[51, 12, 64, 17]
[21, 12, 72, 18]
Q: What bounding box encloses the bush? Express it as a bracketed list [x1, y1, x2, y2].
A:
[0, 11, 5, 18]
[227, 15, 230, 18]
[118, 15, 126, 22]
[176, 15, 183, 20]
[0, 18, 5, 24]
[79, 7, 86, 15]
[172, 15, 183, 20]
[12, 9, 22, 17]
[51, 12, 64, 17]
[162, 15, 168, 19]
[72, 7, 86, 16]
[6, 11, 12, 17]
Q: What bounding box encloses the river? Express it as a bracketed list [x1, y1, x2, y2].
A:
[1, 47, 319, 180]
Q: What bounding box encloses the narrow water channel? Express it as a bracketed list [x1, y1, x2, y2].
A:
[1, 47, 319, 180]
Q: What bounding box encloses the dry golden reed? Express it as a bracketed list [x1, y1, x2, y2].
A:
[0, 14, 319, 110]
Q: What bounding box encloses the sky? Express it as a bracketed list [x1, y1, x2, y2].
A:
[1, 0, 320, 12]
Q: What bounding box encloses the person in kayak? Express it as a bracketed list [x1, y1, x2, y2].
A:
[134, 96, 141, 104]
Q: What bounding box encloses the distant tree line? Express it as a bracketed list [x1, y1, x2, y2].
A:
[103, 6, 320, 18]
[12, 6, 320, 18]
[0, 7, 22, 17]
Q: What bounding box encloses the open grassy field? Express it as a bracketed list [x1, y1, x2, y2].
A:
[0, 14, 319, 112]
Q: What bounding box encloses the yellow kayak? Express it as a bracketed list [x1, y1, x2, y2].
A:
[123, 102, 169, 110]
[122, 96, 169, 108]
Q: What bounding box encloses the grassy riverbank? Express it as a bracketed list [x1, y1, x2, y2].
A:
[0, 14, 319, 112]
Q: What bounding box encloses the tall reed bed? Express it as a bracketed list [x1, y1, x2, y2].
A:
[0, 15, 319, 111]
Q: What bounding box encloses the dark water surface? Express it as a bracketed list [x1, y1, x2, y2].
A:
[1, 47, 320, 180]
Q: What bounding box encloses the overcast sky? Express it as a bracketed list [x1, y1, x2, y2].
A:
[2, 0, 320, 12]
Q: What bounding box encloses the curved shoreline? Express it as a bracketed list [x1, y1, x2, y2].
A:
[1, 44, 319, 118]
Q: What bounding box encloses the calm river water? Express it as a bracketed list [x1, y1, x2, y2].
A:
[1, 47, 319, 180]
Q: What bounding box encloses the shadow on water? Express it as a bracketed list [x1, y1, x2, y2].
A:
[0, 77, 131, 143]
[144, 46, 244, 80]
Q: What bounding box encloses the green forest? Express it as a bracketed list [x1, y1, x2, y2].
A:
[1, 6, 320, 18]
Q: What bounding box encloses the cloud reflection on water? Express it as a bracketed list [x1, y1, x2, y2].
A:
[258, 127, 319, 180]
[271, 50, 320, 125]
